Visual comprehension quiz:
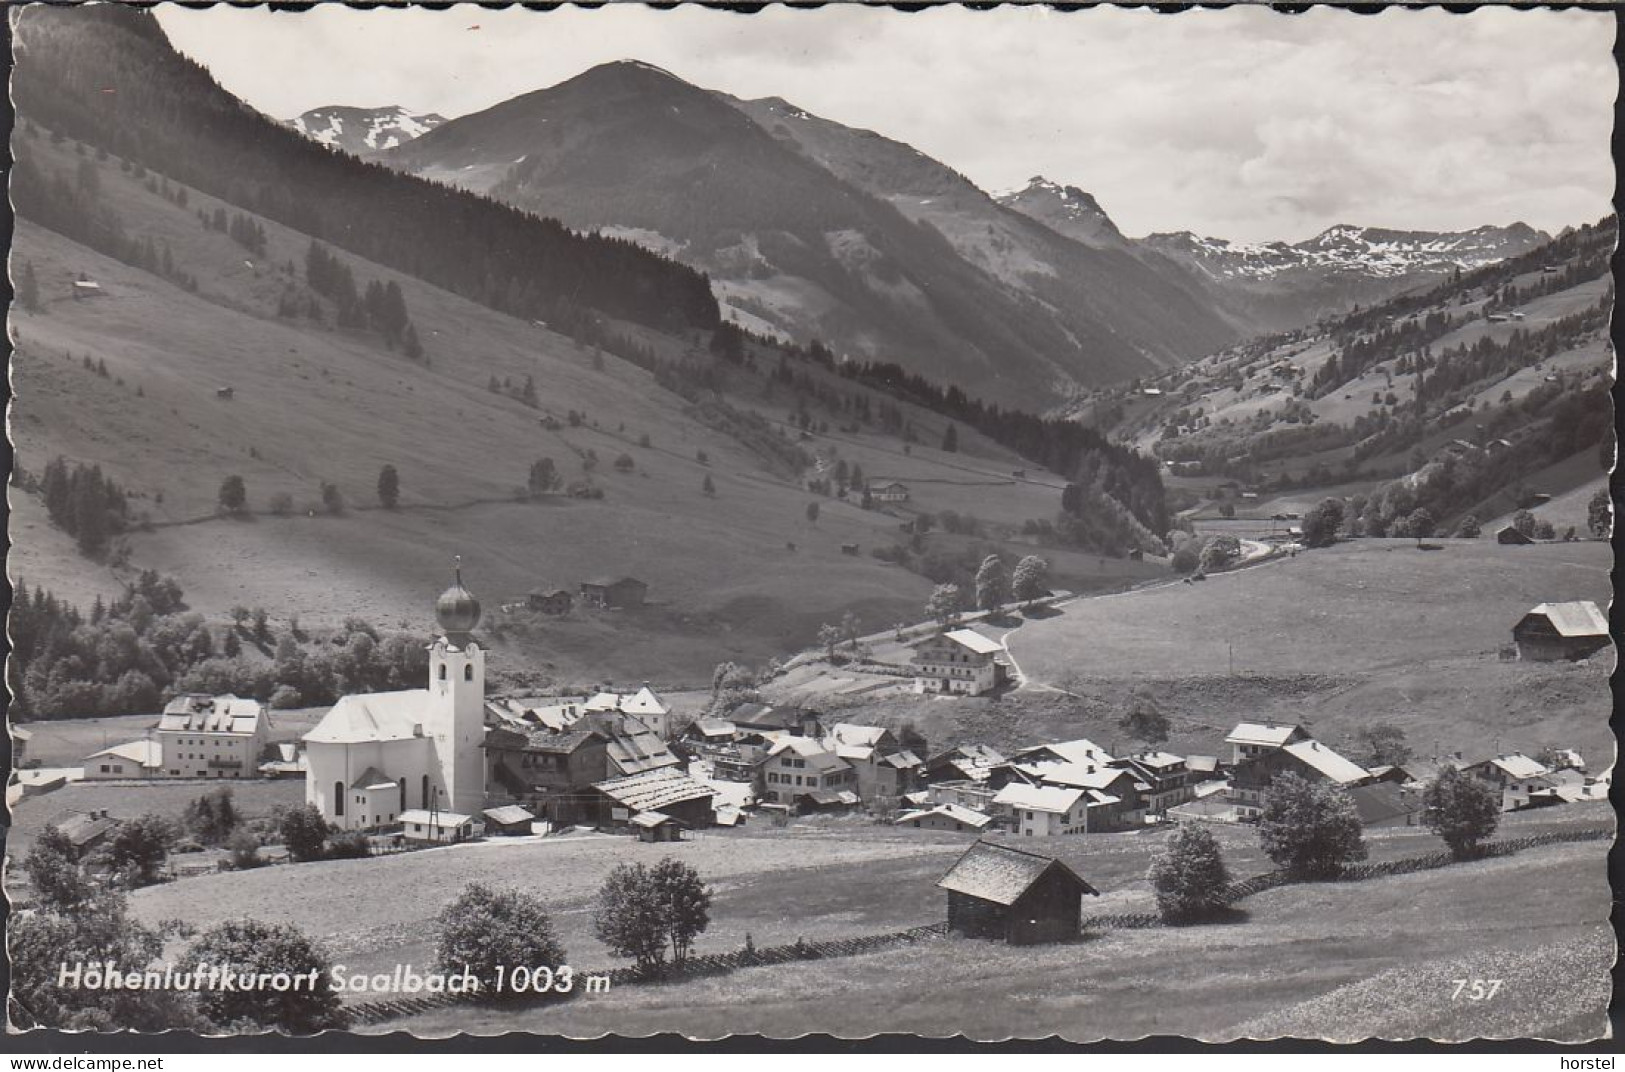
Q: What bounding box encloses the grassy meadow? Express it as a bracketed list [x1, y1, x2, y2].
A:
[372, 809, 1610, 1041]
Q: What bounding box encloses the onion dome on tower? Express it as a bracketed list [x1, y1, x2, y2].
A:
[435, 558, 482, 646]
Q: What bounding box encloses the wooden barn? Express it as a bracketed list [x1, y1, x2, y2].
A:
[527, 588, 573, 615]
[936, 841, 1097, 945]
[580, 576, 648, 609]
[1496, 525, 1534, 546]
[1513, 601, 1609, 662]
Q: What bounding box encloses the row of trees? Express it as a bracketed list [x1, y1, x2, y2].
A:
[37, 455, 131, 555]
[1148, 767, 1503, 923]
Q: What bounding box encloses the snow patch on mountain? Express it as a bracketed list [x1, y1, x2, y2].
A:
[289, 105, 447, 156]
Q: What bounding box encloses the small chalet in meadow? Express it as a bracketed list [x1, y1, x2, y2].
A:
[1496, 525, 1534, 546]
[868, 481, 911, 503]
[1511, 601, 1609, 662]
[579, 577, 648, 609]
[912, 629, 1004, 696]
[937, 841, 1098, 944]
[527, 588, 573, 615]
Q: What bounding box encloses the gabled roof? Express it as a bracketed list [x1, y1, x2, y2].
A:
[895, 803, 992, 829]
[582, 576, 646, 589]
[1347, 782, 1418, 825]
[1470, 753, 1550, 780]
[1014, 738, 1114, 767]
[1521, 601, 1609, 638]
[691, 718, 737, 738]
[305, 691, 432, 745]
[936, 841, 1097, 905]
[1225, 722, 1307, 748]
[924, 629, 1004, 656]
[927, 744, 1006, 779]
[1185, 754, 1219, 773]
[882, 750, 922, 769]
[159, 694, 266, 735]
[48, 811, 122, 848]
[351, 767, 399, 791]
[87, 739, 162, 768]
[630, 809, 681, 828]
[828, 723, 889, 748]
[993, 782, 1085, 814]
[1281, 740, 1370, 784]
[399, 809, 474, 827]
[482, 805, 536, 825]
[594, 767, 715, 813]
[1016, 761, 1132, 792]
[604, 730, 678, 775]
[619, 685, 670, 716]
[1122, 751, 1184, 770]
[729, 703, 809, 730]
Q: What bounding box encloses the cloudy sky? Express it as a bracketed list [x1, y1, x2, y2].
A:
[155, 5, 1614, 244]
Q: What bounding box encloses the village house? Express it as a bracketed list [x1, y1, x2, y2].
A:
[937, 841, 1098, 944]
[398, 808, 477, 844]
[591, 766, 716, 830]
[868, 481, 910, 503]
[1223, 721, 1309, 766]
[579, 576, 648, 609]
[999, 760, 1147, 831]
[1111, 751, 1195, 814]
[157, 694, 270, 779]
[894, 802, 993, 833]
[759, 735, 857, 806]
[1347, 781, 1420, 828]
[303, 568, 488, 830]
[1496, 524, 1535, 545]
[84, 739, 163, 780]
[603, 724, 681, 777]
[729, 702, 823, 738]
[1462, 753, 1553, 810]
[45, 810, 122, 858]
[912, 629, 1004, 696]
[825, 722, 920, 805]
[1228, 738, 1371, 816]
[1512, 601, 1610, 662]
[526, 588, 573, 615]
[922, 743, 1007, 785]
[484, 725, 610, 827]
[582, 683, 674, 739]
[911, 780, 998, 815]
[993, 782, 1089, 836]
[678, 719, 762, 782]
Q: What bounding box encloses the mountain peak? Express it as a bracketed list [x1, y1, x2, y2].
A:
[996, 177, 1125, 247]
[289, 104, 446, 156]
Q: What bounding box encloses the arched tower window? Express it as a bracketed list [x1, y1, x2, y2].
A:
[438, 664, 447, 681]
[464, 663, 474, 682]
[334, 782, 345, 816]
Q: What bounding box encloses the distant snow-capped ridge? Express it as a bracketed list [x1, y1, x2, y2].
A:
[995, 175, 1127, 246]
[288, 105, 447, 156]
[1142, 222, 1551, 282]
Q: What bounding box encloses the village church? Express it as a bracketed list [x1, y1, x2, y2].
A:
[303, 568, 488, 829]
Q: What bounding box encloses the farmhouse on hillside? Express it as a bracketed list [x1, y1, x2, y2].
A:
[1346, 781, 1420, 827]
[1496, 525, 1535, 546]
[156, 694, 269, 780]
[937, 841, 1098, 944]
[760, 735, 857, 806]
[579, 576, 648, 609]
[46, 810, 122, 857]
[912, 629, 1004, 696]
[1228, 737, 1371, 816]
[526, 588, 573, 615]
[922, 743, 1007, 785]
[1511, 601, 1610, 662]
[868, 481, 911, 503]
[1462, 753, 1553, 810]
[303, 568, 488, 829]
[1223, 721, 1309, 766]
[84, 739, 164, 780]
[993, 782, 1088, 836]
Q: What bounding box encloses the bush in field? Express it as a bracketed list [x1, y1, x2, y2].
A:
[181, 919, 346, 1033]
[1421, 766, 1501, 860]
[104, 813, 173, 887]
[1148, 824, 1231, 923]
[1011, 555, 1049, 605]
[24, 826, 97, 912]
[1257, 773, 1367, 880]
[279, 805, 329, 863]
[325, 830, 371, 860]
[1455, 513, 1481, 538]
[227, 828, 263, 870]
[436, 882, 567, 1004]
[1299, 497, 1345, 548]
[1170, 538, 1201, 573]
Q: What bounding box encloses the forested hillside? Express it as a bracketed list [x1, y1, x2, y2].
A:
[12, 6, 719, 335]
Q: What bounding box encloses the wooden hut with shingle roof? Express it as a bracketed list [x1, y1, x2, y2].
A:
[935, 840, 1097, 944]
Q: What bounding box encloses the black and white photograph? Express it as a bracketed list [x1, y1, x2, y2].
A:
[4, 1, 1617, 1046]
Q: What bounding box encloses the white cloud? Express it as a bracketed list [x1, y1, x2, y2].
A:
[154, 4, 1614, 243]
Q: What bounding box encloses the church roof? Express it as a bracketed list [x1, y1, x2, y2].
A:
[304, 690, 433, 745]
[351, 767, 398, 791]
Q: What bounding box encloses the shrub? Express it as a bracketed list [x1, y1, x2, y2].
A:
[1148, 824, 1231, 922]
[24, 826, 96, 912]
[227, 828, 263, 870]
[436, 882, 567, 1004]
[279, 805, 329, 863]
[269, 684, 304, 709]
[1421, 766, 1501, 859]
[1257, 773, 1367, 879]
[104, 814, 173, 887]
[268, 492, 295, 516]
[326, 830, 372, 860]
[180, 919, 347, 1033]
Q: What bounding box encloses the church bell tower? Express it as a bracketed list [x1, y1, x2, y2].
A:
[428, 559, 487, 816]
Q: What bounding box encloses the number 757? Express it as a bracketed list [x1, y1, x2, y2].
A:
[1452, 979, 1503, 1001]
